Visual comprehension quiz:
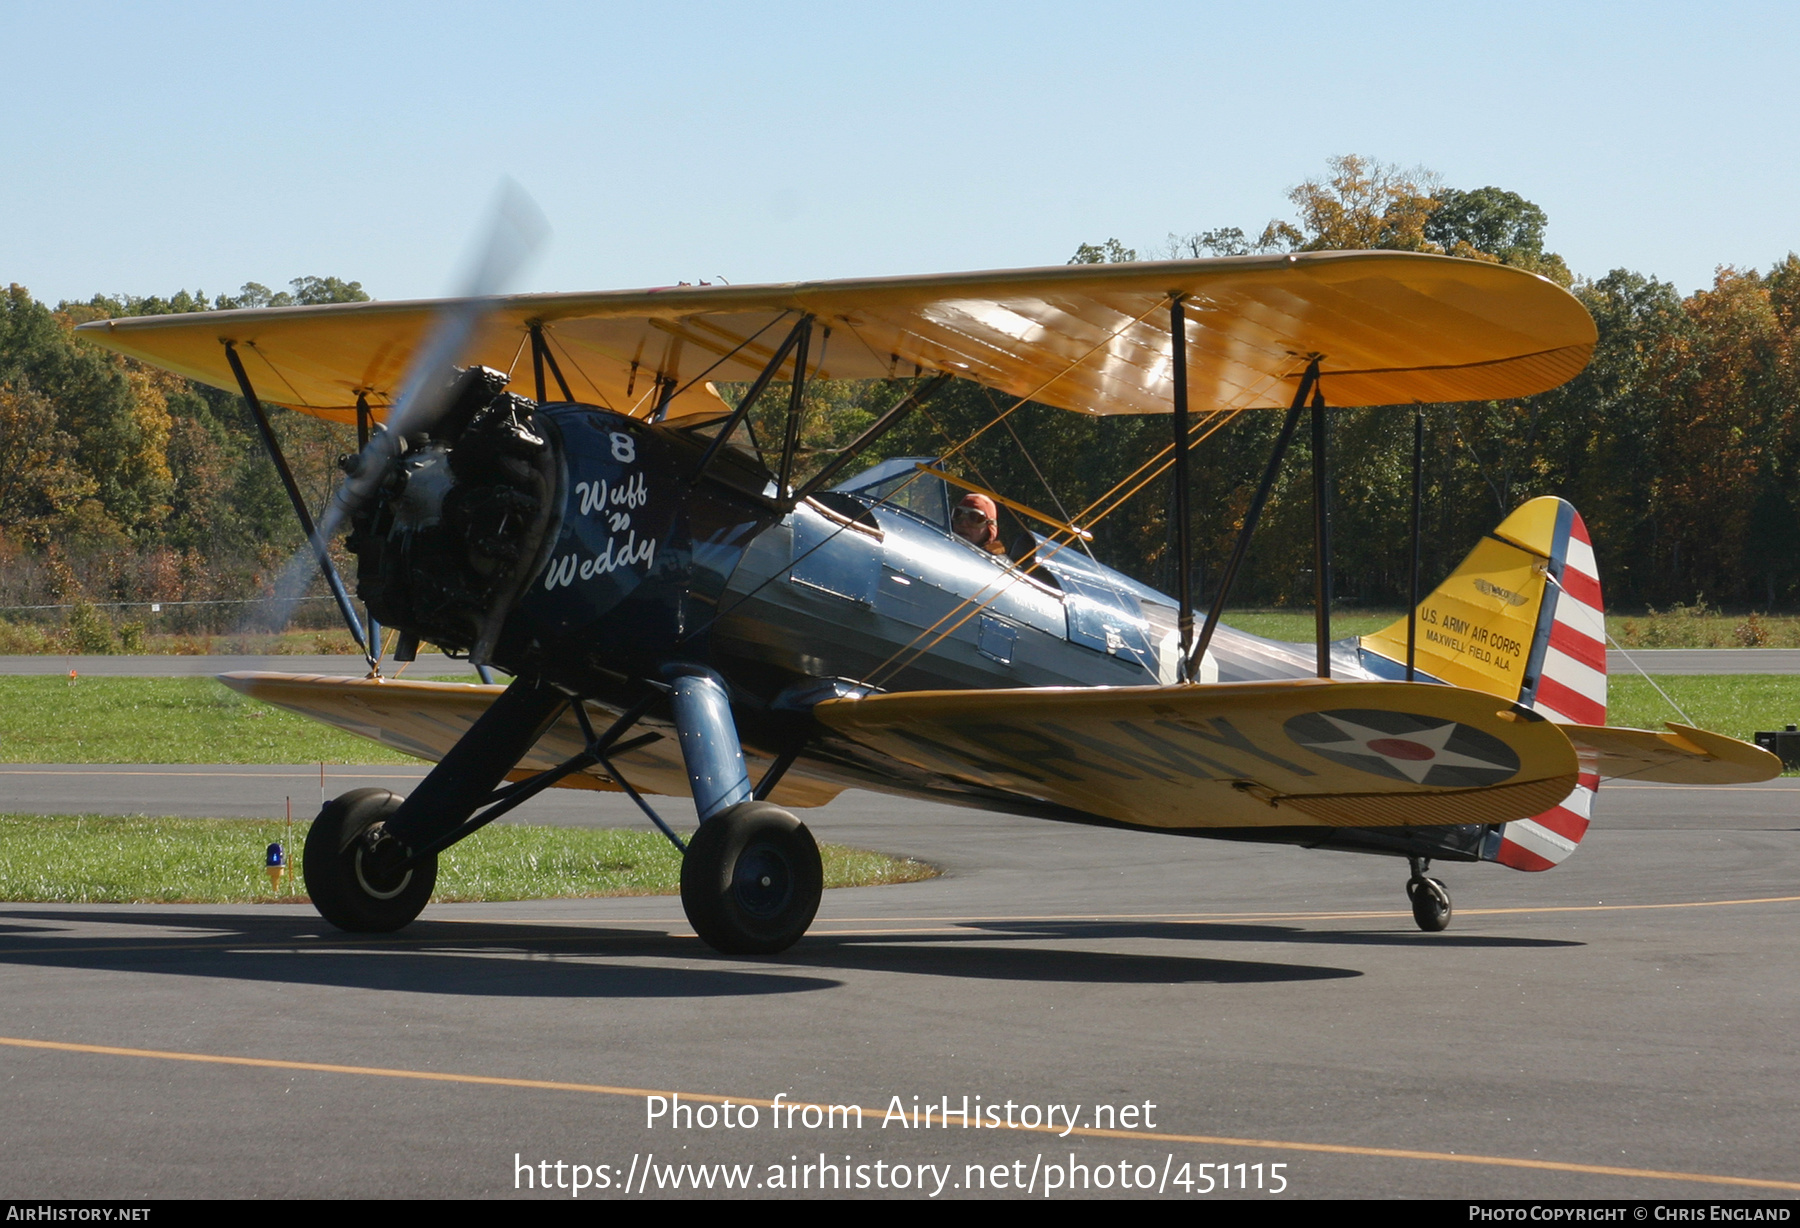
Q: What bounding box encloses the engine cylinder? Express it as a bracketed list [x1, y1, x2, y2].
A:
[347, 373, 560, 661]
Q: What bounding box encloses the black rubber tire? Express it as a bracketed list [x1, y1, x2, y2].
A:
[1407, 876, 1452, 932]
[303, 788, 436, 933]
[679, 801, 822, 955]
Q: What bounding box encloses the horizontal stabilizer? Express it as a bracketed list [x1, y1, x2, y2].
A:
[1564, 722, 1782, 784]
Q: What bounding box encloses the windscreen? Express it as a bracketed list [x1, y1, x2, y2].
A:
[833, 457, 950, 532]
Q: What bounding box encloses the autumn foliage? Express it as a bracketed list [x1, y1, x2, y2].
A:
[3, 166, 1799, 652]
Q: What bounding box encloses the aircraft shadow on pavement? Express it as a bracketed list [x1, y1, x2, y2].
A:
[0, 907, 1367, 989]
[948, 920, 1584, 949]
[777, 934, 1360, 984]
[0, 910, 837, 999]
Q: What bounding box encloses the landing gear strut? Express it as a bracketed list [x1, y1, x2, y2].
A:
[663, 664, 823, 955]
[1405, 855, 1452, 932]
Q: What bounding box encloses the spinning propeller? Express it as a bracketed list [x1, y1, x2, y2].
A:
[256, 182, 549, 652]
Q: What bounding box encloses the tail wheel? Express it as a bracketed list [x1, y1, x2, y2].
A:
[303, 788, 437, 933]
[1406, 875, 1452, 932]
[680, 801, 822, 955]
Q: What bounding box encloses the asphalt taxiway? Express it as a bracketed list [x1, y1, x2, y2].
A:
[1, 769, 1796, 1200]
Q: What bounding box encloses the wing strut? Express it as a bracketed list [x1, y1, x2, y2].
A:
[1311, 380, 1332, 678]
[695, 313, 813, 479]
[775, 319, 814, 497]
[353, 392, 383, 670]
[791, 373, 952, 503]
[528, 323, 575, 403]
[1407, 406, 1425, 680]
[1188, 359, 1320, 676]
[1170, 295, 1194, 682]
[222, 342, 370, 663]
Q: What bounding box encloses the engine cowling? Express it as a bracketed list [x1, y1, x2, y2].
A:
[346, 368, 560, 662]
[346, 369, 785, 689]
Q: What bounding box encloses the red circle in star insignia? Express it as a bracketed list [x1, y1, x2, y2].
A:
[1366, 737, 1435, 761]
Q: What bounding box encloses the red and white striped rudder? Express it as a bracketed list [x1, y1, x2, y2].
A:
[1488, 501, 1604, 871]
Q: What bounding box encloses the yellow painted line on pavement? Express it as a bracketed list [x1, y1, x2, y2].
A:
[0, 1034, 1795, 1192]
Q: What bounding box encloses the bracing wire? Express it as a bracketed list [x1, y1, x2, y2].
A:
[861, 406, 1247, 689]
[1546, 571, 1693, 726]
[687, 294, 1273, 682]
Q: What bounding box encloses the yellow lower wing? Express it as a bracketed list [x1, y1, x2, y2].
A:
[814, 679, 1578, 830]
[1563, 723, 1781, 784]
[216, 672, 843, 809]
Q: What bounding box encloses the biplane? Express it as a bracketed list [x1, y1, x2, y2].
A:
[77, 251, 1780, 953]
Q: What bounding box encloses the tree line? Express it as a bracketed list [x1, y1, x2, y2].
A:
[0, 277, 369, 637]
[886, 156, 1800, 613]
[2, 157, 1797, 646]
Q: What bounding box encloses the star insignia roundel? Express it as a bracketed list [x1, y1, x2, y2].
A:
[1282, 709, 1520, 787]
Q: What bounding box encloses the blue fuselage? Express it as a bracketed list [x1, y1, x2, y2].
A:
[493, 405, 1374, 708]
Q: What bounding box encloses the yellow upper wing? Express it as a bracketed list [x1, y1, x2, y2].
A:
[76, 252, 1594, 424]
[813, 678, 1579, 830]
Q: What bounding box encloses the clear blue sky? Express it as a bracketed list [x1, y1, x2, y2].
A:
[5, 1, 1797, 305]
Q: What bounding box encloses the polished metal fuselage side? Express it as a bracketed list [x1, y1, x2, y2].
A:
[492, 404, 1380, 701]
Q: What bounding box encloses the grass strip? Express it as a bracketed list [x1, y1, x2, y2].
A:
[1606, 674, 1800, 743]
[0, 814, 936, 905]
[0, 676, 420, 764]
[1220, 610, 1402, 641]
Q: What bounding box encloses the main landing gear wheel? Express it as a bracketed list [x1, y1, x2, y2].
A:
[302, 788, 437, 933]
[1406, 875, 1453, 932]
[680, 801, 822, 955]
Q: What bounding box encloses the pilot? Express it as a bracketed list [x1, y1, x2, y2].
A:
[952, 492, 1008, 555]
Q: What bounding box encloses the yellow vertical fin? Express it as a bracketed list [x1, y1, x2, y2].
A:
[1360, 497, 1565, 704]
